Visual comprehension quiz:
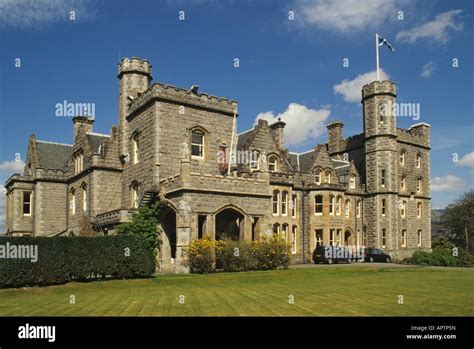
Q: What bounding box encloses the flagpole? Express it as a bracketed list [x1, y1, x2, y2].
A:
[376, 33, 380, 81]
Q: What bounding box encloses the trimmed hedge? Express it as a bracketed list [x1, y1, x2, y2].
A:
[0, 235, 156, 288]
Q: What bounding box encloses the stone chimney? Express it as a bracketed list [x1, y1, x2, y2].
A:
[327, 121, 344, 154]
[73, 116, 94, 141]
[270, 118, 286, 150]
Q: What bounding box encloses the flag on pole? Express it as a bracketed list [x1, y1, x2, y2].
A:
[378, 35, 395, 52]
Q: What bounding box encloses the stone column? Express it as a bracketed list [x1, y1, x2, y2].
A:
[175, 198, 192, 274]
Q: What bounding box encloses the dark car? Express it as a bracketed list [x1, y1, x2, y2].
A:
[313, 245, 354, 264]
[364, 248, 391, 263]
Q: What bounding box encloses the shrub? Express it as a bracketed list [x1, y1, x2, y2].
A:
[0, 235, 155, 288]
[251, 235, 291, 270]
[185, 236, 216, 274]
[216, 237, 256, 272]
[186, 235, 292, 274]
[117, 200, 164, 253]
[405, 245, 474, 268]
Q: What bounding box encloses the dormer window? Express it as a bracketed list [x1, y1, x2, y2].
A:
[325, 170, 331, 184]
[268, 155, 279, 172]
[349, 174, 356, 189]
[315, 169, 322, 185]
[191, 131, 204, 159]
[250, 151, 260, 170]
[131, 132, 140, 164]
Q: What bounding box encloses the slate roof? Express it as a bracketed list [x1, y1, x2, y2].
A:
[237, 129, 255, 150]
[298, 150, 317, 172]
[36, 141, 73, 171]
[86, 134, 109, 153]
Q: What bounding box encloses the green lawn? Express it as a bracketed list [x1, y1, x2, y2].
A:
[0, 266, 473, 316]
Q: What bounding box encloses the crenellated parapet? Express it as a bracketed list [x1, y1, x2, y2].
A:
[128, 82, 238, 118]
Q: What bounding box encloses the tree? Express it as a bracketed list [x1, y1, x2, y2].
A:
[117, 200, 164, 253]
[441, 190, 474, 253]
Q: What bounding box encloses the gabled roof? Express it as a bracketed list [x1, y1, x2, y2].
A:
[36, 141, 73, 171]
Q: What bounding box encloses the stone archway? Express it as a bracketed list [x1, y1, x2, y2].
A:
[160, 206, 177, 271]
[344, 229, 355, 246]
[215, 207, 244, 241]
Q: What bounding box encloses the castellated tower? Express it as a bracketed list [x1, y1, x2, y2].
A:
[117, 57, 152, 157]
[362, 80, 399, 255]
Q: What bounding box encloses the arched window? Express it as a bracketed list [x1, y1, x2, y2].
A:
[400, 200, 407, 218]
[272, 190, 279, 215]
[70, 189, 76, 215]
[282, 223, 289, 240]
[314, 195, 323, 215]
[416, 153, 422, 169]
[81, 183, 87, 212]
[401, 175, 406, 191]
[400, 149, 406, 166]
[131, 132, 140, 164]
[268, 155, 279, 172]
[315, 168, 322, 185]
[131, 182, 139, 209]
[345, 199, 350, 217]
[191, 130, 205, 159]
[281, 191, 288, 216]
[273, 223, 280, 235]
[325, 170, 332, 184]
[349, 174, 356, 189]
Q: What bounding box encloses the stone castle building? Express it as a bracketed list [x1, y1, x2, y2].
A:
[5, 57, 431, 272]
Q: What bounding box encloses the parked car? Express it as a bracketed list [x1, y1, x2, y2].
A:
[313, 245, 353, 264]
[363, 248, 391, 263]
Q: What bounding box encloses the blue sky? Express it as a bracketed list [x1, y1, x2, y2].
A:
[0, 0, 473, 231]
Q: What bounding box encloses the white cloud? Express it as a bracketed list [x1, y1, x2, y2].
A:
[295, 0, 405, 33]
[396, 9, 463, 44]
[254, 103, 331, 147]
[0, 0, 95, 28]
[333, 69, 390, 103]
[0, 160, 25, 174]
[431, 175, 468, 192]
[455, 151, 474, 168]
[420, 61, 436, 78]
